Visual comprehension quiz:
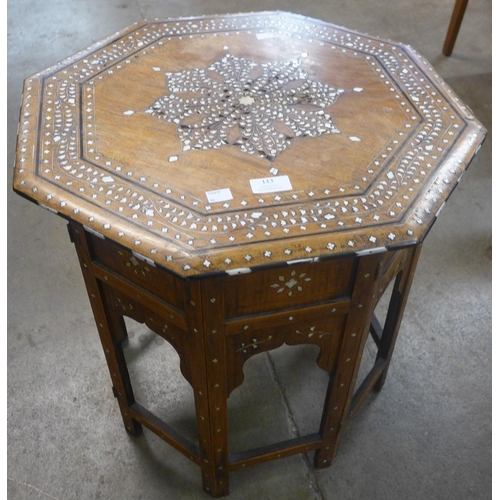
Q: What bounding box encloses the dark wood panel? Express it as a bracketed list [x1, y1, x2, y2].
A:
[87, 232, 186, 311]
[224, 257, 356, 318]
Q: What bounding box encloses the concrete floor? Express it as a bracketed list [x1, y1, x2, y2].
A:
[7, 1, 491, 499]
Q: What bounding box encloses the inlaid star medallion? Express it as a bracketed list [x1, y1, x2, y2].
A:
[146, 53, 344, 163]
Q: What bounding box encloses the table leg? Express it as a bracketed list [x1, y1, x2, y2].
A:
[373, 245, 422, 392]
[314, 252, 384, 468]
[68, 222, 142, 437]
[187, 279, 230, 497]
[443, 0, 469, 56]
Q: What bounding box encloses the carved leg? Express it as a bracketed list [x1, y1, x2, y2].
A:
[68, 222, 142, 437]
[314, 252, 384, 468]
[373, 245, 422, 392]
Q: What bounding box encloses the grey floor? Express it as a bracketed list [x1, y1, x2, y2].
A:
[7, 1, 492, 499]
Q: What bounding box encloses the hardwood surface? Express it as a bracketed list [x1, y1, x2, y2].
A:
[13, 11, 485, 277]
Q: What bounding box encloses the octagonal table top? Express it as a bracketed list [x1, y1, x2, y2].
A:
[13, 11, 486, 277]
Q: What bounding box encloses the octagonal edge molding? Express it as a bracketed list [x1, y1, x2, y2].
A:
[13, 11, 486, 277]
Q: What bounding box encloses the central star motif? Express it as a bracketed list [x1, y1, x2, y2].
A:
[146, 53, 345, 164]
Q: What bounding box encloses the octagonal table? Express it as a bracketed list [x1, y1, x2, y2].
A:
[13, 11, 486, 497]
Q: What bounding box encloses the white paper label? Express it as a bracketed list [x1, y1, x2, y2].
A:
[250, 175, 292, 194]
[205, 188, 233, 204]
